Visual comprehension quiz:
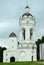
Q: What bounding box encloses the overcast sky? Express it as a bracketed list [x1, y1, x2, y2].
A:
[0, 0, 44, 46]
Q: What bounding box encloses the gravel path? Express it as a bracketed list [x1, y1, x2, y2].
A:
[36, 62, 44, 64]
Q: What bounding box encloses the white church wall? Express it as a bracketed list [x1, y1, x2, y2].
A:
[3, 37, 18, 62]
[18, 49, 31, 61]
[3, 50, 18, 62]
[8, 37, 18, 51]
[17, 48, 37, 61]
[32, 48, 37, 61]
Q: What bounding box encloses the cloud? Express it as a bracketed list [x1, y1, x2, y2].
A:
[0, 0, 44, 47]
[36, 28, 44, 40]
[0, 18, 19, 38]
[38, 28, 44, 36]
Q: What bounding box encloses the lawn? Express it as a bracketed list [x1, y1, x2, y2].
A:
[0, 62, 44, 65]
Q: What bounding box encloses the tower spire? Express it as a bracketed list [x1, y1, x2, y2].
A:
[26, 0, 28, 6]
[25, 0, 30, 13]
[26, 0, 30, 7]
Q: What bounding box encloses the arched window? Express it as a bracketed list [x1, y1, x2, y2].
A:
[32, 46, 34, 50]
[6, 53, 7, 56]
[30, 28, 33, 40]
[23, 29, 25, 40]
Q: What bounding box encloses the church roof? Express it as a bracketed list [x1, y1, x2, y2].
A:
[22, 13, 33, 17]
[9, 32, 17, 37]
[22, 5, 33, 17]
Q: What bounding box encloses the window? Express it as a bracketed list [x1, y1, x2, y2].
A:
[6, 59, 8, 61]
[30, 29, 33, 40]
[12, 40, 14, 42]
[6, 53, 7, 56]
[23, 29, 25, 40]
[32, 46, 34, 50]
[18, 42, 19, 45]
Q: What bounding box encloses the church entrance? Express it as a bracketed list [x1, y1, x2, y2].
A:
[10, 57, 15, 62]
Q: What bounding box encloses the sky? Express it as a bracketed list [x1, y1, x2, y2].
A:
[0, 0, 44, 47]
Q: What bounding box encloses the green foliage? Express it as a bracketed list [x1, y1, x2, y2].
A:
[36, 36, 44, 60]
[0, 46, 7, 62]
[42, 36, 44, 43]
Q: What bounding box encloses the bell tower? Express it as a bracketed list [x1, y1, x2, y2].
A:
[19, 5, 37, 61]
[19, 5, 35, 44]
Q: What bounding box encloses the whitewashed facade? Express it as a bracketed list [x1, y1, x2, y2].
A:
[3, 6, 37, 62]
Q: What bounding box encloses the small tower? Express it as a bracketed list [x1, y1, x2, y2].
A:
[8, 32, 18, 50]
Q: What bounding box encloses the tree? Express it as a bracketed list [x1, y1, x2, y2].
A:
[2, 47, 7, 50]
[36, 36, 44, 60]
[41, 36, 44, 43]
[0, 47, 3, 62]
[36, 39, 42, 60]
[0, 46, 7, 62]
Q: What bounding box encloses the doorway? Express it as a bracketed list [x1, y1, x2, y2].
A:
[10, 57, 15, 62]
[32, 56, 33, 61]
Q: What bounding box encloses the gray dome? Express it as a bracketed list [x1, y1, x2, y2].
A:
[9, 32, 17, 37]
[22, 13, 33, 17]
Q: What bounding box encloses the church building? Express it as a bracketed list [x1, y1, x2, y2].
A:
[3, 5, 37, 62]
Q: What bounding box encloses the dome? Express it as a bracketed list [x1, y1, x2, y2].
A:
[22, 13, 33, 17]
[9, 32, 17, 37]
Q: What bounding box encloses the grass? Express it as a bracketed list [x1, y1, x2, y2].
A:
[0, 62, 44, 65]
[38, 60, 44, 62]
